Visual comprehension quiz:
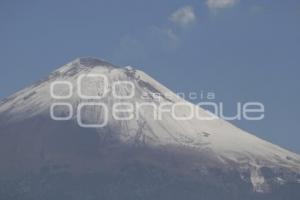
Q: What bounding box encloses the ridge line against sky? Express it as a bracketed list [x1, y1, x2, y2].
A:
[0, 0, 300, 153]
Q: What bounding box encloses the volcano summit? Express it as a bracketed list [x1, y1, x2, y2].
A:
[0, 57, 299, 200]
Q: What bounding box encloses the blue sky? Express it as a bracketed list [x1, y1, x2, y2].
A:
[1, 0, 300, 153]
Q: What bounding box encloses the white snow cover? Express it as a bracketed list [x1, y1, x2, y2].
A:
[1, 57, 300, 191]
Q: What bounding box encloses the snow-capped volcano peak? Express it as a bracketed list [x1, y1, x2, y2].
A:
[0, 57, 300, 193]
[76, 57, 116, 67]
[52, 57, 117, 75]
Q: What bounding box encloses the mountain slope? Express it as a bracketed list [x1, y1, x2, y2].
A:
[0, 57, 299, 199]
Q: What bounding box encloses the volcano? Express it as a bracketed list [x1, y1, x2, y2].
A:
[0, 57, 299, 200]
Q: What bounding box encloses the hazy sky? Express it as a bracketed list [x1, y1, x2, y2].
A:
[0, 0, 300, 153]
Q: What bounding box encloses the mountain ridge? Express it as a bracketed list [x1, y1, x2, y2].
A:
[0, 57, 300, 199]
